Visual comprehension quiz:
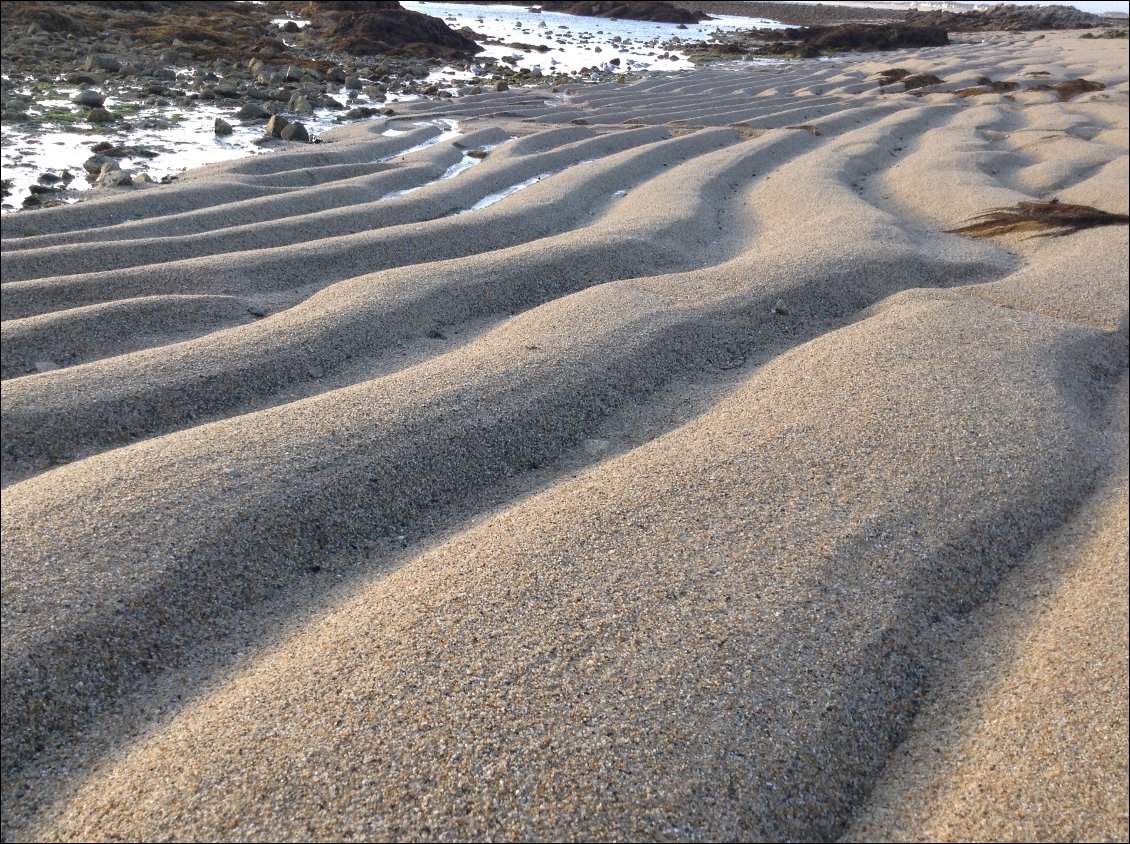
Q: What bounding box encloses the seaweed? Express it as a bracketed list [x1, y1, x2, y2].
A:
[949, 199, 1129, 238]
[1051, 78, 1105, 100]
[876, 68, 910, 85]
[902, 73, 944, 91]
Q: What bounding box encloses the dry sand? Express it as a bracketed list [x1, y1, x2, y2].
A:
[1, 29, 1127, 842]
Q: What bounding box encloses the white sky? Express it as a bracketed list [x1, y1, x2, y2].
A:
[792, 1, 1129, 13]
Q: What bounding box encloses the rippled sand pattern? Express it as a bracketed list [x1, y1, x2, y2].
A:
[2, 31, 1127, 842]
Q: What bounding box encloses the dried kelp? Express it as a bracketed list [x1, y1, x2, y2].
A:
[903, 73, 945, 90]
[875, 67, 910, 85]
[949, 199, 1130, 238]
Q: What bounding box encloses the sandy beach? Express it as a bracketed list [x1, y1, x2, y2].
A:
[1, 27, 1127, 842]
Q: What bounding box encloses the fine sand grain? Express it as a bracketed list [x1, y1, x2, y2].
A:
[2, 29, 1127, 843]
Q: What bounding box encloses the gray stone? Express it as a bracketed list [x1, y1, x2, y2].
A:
[97, 169, 134, 187]
[82, 154, 118, 175]
[84, 54, 121, 72]
[87, 106, 114, 123]
[494, 80, 509, 92]
[288, 93, 313, 115]
[280, 121, 310, 143]
[214, 117, 233, 136]
[265, 114, 289, 137]
[235, 102, 269, 120]
[73, 89, 105, 107]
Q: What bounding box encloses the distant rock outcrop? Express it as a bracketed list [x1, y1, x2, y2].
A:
[536, 2, 707, 24]
[300, 1, 482, 57]
[700, 23, 949, 61]
[905, 3, 1106, 32]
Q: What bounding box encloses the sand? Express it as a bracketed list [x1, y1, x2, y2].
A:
[1, 29, 1127, 843]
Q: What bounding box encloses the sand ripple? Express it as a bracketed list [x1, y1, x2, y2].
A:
[2, 30, 1126, 842]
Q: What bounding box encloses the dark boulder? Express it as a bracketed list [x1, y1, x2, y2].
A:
[301, 2, 482, 57]
[750, 23, 949, 52]
[279, 121, 310, 142]
[265, 113, 289, 137]
[73, 88, 106, 107]
[802, 24, 949, 51]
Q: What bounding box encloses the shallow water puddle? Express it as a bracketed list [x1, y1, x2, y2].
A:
[377, 119, 463, 164]
[464, 173, 549, 211]
[460, 155, 601, 212]
[380, 140, 508, 200]
[402, 1, 782, 79]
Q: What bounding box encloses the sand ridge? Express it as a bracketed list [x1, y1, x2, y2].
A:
[1, 29, 1127, 842]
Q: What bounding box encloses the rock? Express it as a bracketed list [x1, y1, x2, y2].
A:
[284, 64, 303, 82]
[214, 117, 233, 135]
[494, 80, 509, 91]
[323, 95, 345, 109]
[317, 5, 483, 57]
[344, 74, 361, 89]
[82, 154, 118, 174]
[132, 172, 153, 184]
[87, 106, 114, 123]
[736, 24, 949, 58]
[265, 114, 289, 137]
[89, 144, 158, 159]
[73, 89, 105, 107]
[214, 79, 240, 97]
[279, 20, 300, 33]
[235, 102, 270, 119]
[772, 299, 789, 316]
[84, 54, 121, 72]
[97, 169, 134, 187]
[288, 93, 313, 114]
[279, 121, 310, 143]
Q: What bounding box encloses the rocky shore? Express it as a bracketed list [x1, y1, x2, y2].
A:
[2, 1, 578, 209]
